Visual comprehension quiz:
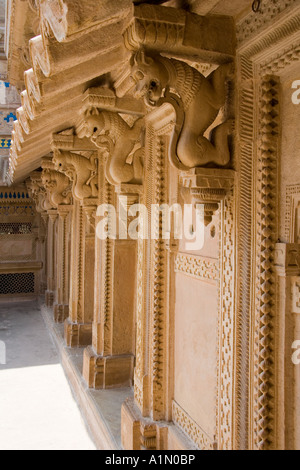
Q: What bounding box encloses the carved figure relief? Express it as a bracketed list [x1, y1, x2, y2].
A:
[27, 177, 53, 213]
[53, 150, 98, 201]
[131, 51, 234, 170]
[41, 169, 72, 207]
[81, 111, 144, 186]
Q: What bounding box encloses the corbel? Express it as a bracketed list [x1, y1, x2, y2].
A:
[180, 168, 236, 226]
[123, 4, 235, 62]
[51, 130, 99, 202]
[76, 88, 146, 187]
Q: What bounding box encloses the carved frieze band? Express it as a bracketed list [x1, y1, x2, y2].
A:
[217, 194, 235, 450]
[174, 253, 219, 283]
[151, 136, 168, 421]
[253, 76, 280, 450]
[172, 401, 215, 451]
[236, 0, 298, 45]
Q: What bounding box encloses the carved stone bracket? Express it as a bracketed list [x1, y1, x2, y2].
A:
[41, 156, 72, 208]
[180, 168, 235, 226]
[124, 5, 235, 62]
[52, 150, 98, 201]
[80, 87, 145, 118]
[77, 89, 146, 186]
[26, 171, 53, 214]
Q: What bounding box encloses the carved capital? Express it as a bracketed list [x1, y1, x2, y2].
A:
[274, 243, 300, 276]
[57, 204, 73, 219]
[47, 209, 58, 224]
[180, 168, 235, 225]
[81, 198, 98, 231]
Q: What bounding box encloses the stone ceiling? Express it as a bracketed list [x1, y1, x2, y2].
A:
[5, 0, 288, 183]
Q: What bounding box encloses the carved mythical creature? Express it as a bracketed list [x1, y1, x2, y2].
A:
[81, 111, 144, 186]
[27, 177, 52, 213]
[131, 51, 234, 170]
[41, 169, 72, 207]
[53, 150, 98, 201]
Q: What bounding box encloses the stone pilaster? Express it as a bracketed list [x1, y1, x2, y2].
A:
[274, 243, 300, 450]
[64, 200, 94, 348]
[53, 205, 73, 323]
[45, 209, 58, 307]
[83, 183, 141, 389]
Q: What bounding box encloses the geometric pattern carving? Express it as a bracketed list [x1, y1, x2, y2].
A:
[172, 401, 215, 451]
[236, 7, 300, 449]
[0, 222, 32, 234]
[0, 204, 34, 217]
[236, 0, 297, 44]
[217, 194, 235, 450]
[0, 272, 35, 295]
[150, 136, 167, 421]
[253, 76, 280, 451]
[260, 43, 300, 75]
[175, 253, 218, 282]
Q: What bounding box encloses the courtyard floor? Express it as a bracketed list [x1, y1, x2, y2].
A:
[0, 301, 96, 450]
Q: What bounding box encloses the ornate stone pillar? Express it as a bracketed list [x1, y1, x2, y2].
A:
[54, 205, 73, 322]
[26, 174, 48, 294]
[45, 209, 58, 307]
[76, 89, 145, 387]
[121, 115, 172, 450]
[52, 137, 98, 347]
[41, 158, 73, 322]
[26, 171, 57, 307]
[274, 243, 300, 450]
[118, 39, 235, 449]
[83, 181, 141, 389]
[62, 199, 95, 347]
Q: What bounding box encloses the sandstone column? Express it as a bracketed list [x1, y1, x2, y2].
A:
[83, 183, 141, 389]
[51, 140, 99, 348]
[45, 209, 58, 308]
[64, 199, 96, 347]
[274, 243, 300, 450]
[54, 205, 73, 323]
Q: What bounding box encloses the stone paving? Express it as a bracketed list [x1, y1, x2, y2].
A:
[0, 301, 96, 450]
